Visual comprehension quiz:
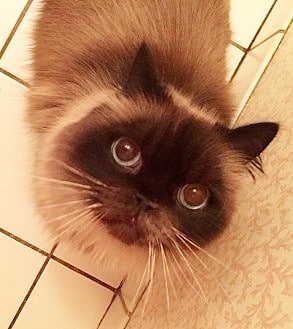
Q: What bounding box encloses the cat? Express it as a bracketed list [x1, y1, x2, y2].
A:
[27, 0, 278, 278]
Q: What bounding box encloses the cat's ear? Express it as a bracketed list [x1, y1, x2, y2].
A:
[227, 122, 279, 161]
[125, 42, 164, 98]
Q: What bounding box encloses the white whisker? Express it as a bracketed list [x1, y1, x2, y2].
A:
[141, 242, 156, 317]
[37, 184, 98, 196]
[162, 244, 178, 301]
[173, 228, 231, 272]
[53, 159, 112, 189]
[172, 240, 209, 306]
[169, 244, 202, 301]
[52, 208, 94, 242]
[167, 249, 183, 289]
[166, 248, 186, 313]
[80, 209, 108, 237]
[160, 242, 170, 311]
[132, 242, 151, 307]
[32, 175, 93, 191]
[46, 203, 100, 223]
[176, 234, 232, 303]
[39, 198, 93, 210]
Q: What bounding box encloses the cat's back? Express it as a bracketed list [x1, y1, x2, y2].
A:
[34, 0, 230, 77]
[32, 0, 232, 120]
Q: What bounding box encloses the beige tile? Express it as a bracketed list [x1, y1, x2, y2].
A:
[98, 297, 128, 329]
[0, 233, 44, 329]
[230, 0, 293, 114]
[230, 0, 275, 47]
[253, 0, 293, 44]
[226, 44, 243, 81]
[0, 0, 28, 53]
[231, 30, 284, 120]
[236, 22, 293, 125]
[0, 0, 40, 82]
[0, 74, 53, 251]
[120, 271, 149, 313]
[13, 261, 117, 329]
[54, 243, 125, 289]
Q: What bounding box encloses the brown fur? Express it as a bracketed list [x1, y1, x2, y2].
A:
[28, 0, 232, 131]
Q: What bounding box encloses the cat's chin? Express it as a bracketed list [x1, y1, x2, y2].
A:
[104, 220, 146, 246]
[46, 218, 150, 278]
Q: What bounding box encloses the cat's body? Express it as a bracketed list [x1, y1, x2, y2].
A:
[28, 0, 278, 310]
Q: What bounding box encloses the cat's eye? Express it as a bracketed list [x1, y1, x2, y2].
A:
[177, 184, 209, 210]
[111, 137, 142, 171]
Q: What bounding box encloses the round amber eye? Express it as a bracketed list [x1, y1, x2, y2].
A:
[177, 184, 209, 210]
[111, 137, 141, 169]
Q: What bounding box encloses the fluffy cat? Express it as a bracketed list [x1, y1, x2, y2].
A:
[28, 0, 278, 276]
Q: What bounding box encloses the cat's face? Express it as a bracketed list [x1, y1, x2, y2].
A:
[33, 44, 278, 265]
[44, 97, 234, 248]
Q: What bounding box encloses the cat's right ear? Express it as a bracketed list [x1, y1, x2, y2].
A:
[225, 122, 279, 171]
[124, 42, 165, 99]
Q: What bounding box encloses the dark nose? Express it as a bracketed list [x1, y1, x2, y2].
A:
[135, 193, 158, 212]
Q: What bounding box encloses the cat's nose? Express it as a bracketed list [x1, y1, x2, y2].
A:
[134, 193, 158, 211]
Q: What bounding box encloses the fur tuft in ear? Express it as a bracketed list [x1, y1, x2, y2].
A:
[125, 42, 164, 99]
[227, 122, 279, 172]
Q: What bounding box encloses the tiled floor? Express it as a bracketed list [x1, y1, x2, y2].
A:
[0, 1, 292, 329]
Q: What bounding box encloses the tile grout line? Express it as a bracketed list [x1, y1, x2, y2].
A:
[231, 29, 286, 53]
[0, 67, 29, 87]
[96, 293, 119, 328]
[96, 279, 126, 328]
[230, 0, 279, 82]
[0, 0, 34, 59]
[0, 227, 116, 292]
[0, 227, 47, 256]
[51, 255, 117, 292]
[122, 283, 150, 329]
[118, 291, 131, 317]
[7, 244, 57, 329]
[232, 18, 292, 128]
[249, 29, 286, 51]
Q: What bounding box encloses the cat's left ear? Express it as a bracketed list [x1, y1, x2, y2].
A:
[125, 42, 164, 99]
[226, 122, 279, 161]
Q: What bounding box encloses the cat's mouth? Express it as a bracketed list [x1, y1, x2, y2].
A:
[88, 192, 160, 245]
[102, 213, 148, 245]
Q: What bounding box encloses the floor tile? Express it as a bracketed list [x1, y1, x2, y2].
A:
[0, 233, 44, 329]
[0, 73, 53, 251]
[54, 243, 125, 289]
[13, 261, 115, 329]
[0, 0, 28, 54]
[97, 297, 128, 329]
[0, 0, 39, 82]
[226, 44, 243, 81]
[230, 0, 275, 47]
[252, 0, 293, 46]
[231, 28, 284, 121]
[230, 1, 292, 117]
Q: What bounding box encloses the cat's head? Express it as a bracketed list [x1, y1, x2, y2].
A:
[34, 44, 278, 266]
